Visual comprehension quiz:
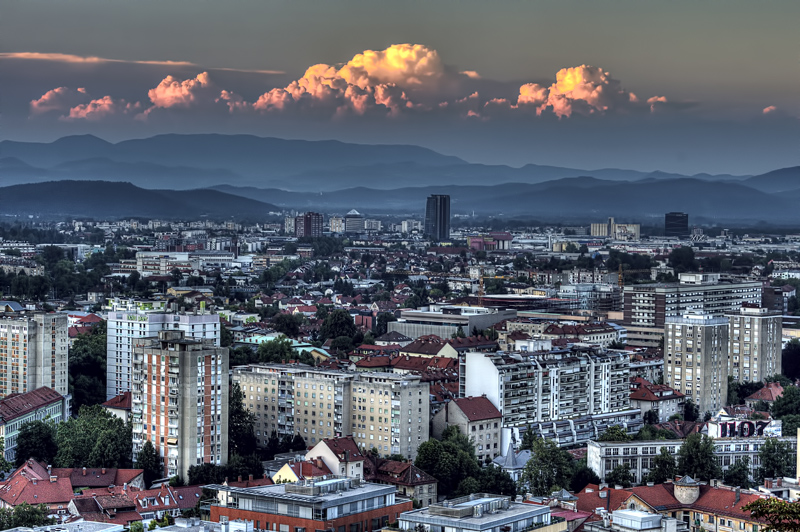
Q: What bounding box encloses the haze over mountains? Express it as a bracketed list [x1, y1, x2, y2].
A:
[1, 134, 799, 223]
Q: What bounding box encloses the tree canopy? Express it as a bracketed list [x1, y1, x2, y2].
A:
[742, 498, 800, 532]
[320, 310, 357, 342]
[15, 420, 58, 466]
[228, 382, 258, 458]
[646, 447, 677, 484]
[136, 440, 164, 488]
[69, 321, 107, 412]
[55, 405, 132, 468]
[598, 425, 632, 442]
[677, 434, 722, 481]
[519, 436, 574, 496]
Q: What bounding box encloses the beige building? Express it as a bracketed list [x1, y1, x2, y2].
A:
[727, 306, 782, 383]
[432, 396, 502, 463]
[665, 313, 728, 415]
[232, 364, 430, 460]
[131, 330, 229, 480]
[0, 313, 69, 400]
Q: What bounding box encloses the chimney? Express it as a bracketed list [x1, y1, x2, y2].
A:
[101, 468, 106, 475]
[735, 488, 741, 504]
[83, 467, 87, 476]
[248, 474, 253, 481]
[237, 475, 242, 482]
[32, 478, 37, 485]
[123, 483, 128, 491]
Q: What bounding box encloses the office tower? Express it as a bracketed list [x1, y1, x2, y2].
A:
[294, 212, 323, 238]
[665, 313, 728, 414]
[232, 364, 430, 460]
[665, 212, 689, 238]
[106, 298, 220, 400]
[0, 313, 68, 399]
[329, 216, 344, 234]
[424, 195, 450, 241]
[727, 305, 782, 383]
[131, 330, 229, 480]
[344, 210, 364, 234]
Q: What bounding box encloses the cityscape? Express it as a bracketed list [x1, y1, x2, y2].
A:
[1, 2, 799, 532]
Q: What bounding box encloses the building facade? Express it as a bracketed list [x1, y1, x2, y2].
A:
[131, 330, 229, 480]
[106, 298, 220, 400]
[424, 195, 450, 242]
[726, 306, 782, 383]
[0, 386, 69, 462]
[431, 396, 502, 463]
[664, 313, 728, 414]
[665, 212, 689, 238]
[345, 210, 364, 234]
[463, 345, 641, 448]
[0, 313, 69, 400]
[231, 364, 430, 460]
[295, 212, 323, 238]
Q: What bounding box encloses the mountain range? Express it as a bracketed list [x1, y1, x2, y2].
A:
[0, 133, 798, 223]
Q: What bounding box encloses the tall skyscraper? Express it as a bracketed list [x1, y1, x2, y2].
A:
[665, 313, 728, 414]
[0, 313, 68, 400]
[665, 212, 689, 238]
[424, 194, 450, 241]
[106, 298, 220, 400]
[344, 209, 364, 234]
[131, 330, 229, 480]
[294, 212, 323, 238]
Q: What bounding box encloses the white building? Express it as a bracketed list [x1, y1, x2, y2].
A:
[106, 298, 221, 400]
[726, 306, 782, 383]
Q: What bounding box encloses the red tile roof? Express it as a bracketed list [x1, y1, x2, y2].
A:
[287, 461, 332, 479]
[102, 391, 132, 411]
[0, 387, 63, 422]
[451, 396, 502, 422]
[320, 436, 364, 462]
[745, 382, 784, 402]
[363, 455, 437, 487]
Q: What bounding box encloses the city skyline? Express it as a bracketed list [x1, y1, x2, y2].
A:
[2, 1, 798, 174]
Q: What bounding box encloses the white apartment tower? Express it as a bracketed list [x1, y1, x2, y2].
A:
[106, 298, 220, 400]
[131, 330, 229, 480]
[727, 306, 782, 383]
[665, 313, 728, 415]
[0, 313, 68, 400]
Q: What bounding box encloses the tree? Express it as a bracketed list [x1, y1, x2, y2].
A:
[272, 313, 302, 338]
[757, 437, 795, 481]
[724, 456, 752, 488]
[782, 339, 800, 381]
[452, 326, 466, 339]
[228, 383, 258, 458]
[477, 466, 516, 497]
[608, 340, 625, 350]
[69, 321, 107, 412]
[646, 447, 676, 484]
[677, 434, 722, 481]
[15, 420, 58, 466]
[518, 436, 573, 496]
[643, 410, 659, 425]
[742, 498, 800, 532]
[376, 312, 396, 336]
[598, 425, 632, 442]
[0, 438, 12, 475]
[414, 428, 482, 497]
[605, 464, 633, 488]
[570, 461, 601, 492]
[55, 405, 132, 468]
[291, 434, 307, 451]
[264, 430, 281, 460]
[130, 522, 145, 532]
[668, 247, 698, 273]
[320, 310, 357, 342]
[0, 503, 55, 529]
[220, 324, 234, 347]
[136, 440, 164, 488]
[772, 386, 800, 419]
[683, 399, 700, 422]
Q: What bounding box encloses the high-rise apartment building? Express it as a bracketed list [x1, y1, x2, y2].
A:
[727, 306, 782, 383]
[462, 345, 640, 448]
[664, 313, 728, 414]
[283, 216, 296, 235]
[131, 330, 229, 480]
[294, 212, 323, 238]
[106, 298, 221, 400]
[344, 210, 364, 234]
[0, 313, 68, 400]
[424, 195, 450, 241]
[231, 364, 429, 460]
[665, 212, 689, 238]
[329, 216, 344, 234]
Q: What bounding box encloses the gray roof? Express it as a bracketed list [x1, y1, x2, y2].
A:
[492, 443, 530, 470]
[0, 301, 25, 312]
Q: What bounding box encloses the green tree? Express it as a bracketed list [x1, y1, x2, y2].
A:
[69, 321, 107, 412]
[668, 247, 698, 273]
[782, 340, 800, 381]
[414, 427, 482, 497]
[15, 420, 58, 466]
[757, 437, 795, 481]
[271, 314, 302, 338]
[643, 410, 659, 425]
[0, 437, 12, 474]
[376, 312, 396, 336]
[130, 522, 145, 532]
[742, 498, 800, 532]
[264, 430, 281, 460]
[55, 405, 132, 468]
[290, 434, 307, 451]
[228, 382, 258, 458]
[772, 385, 800, 418]
[0, 503, 55, 529]
[598, 425, 632, 442]
[646, 447, 677, 484]
[220, 324, 234, 347]
[724, 456, 752, 488]
[518, 436, 573, 496]
[136, 440, 164, 488]
[683, 399, 700, 422]
[330, 335, 355, 354]
[677, 434, 722, 481]
[570, 460, 601, 492]
[320, 310, 357, 342]
[605, 464, 633, 488]
[477, 466, 516, 497]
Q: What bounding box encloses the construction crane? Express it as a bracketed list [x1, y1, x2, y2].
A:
[617, 264, 653, 287]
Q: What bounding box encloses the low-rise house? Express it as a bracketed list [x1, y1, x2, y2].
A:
[431, 396, 502, 463]
[305, 436, 366, 479]
[363, 454, 438, 507]
[744, 381, 784, 408]
[628, 378, 684, 423]
[101, 392, 132, 423]
[271, 459, 332, 483]
[0, 459, 75, 516]
[491, 443, 531, 482]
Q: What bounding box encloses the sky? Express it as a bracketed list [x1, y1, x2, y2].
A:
[2, 0, 798, 175]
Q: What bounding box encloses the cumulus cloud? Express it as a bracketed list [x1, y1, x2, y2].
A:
[147, 72, 214, 109]
[647, 96, 668, 112]
[762, 105, 777, 114]
[65, 96, 140, 120]
[30, 87, 88, 114]
[460, 70, 481, 79]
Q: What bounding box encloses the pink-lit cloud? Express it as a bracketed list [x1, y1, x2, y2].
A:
[30, 87, 88, 114]
[65, 96, 140, 120]
[762, 105, 777, 114]
[147, 72, 214, 109]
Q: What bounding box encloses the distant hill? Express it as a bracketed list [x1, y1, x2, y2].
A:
[0, 134, 751, 191]
[0, 181, 280, 220]
[742, 166, 800, 193]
